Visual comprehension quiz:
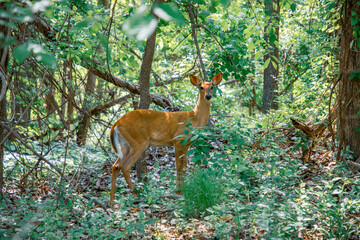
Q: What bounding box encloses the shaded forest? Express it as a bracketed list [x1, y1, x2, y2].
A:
[0, 0, 360, 238]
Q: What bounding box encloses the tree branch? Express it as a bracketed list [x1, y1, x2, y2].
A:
[0, 122, 63, 176]
[89, 67, 171, 108]
[187, 4, 208, 81]
[32, 15, 172, 109]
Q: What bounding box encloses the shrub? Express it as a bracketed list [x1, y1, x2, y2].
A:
[182, 168, 224, 218]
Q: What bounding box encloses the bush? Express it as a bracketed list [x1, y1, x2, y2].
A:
[182, 168, 224, 218]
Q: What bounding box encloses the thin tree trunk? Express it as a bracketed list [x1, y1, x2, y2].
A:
[14, 77, 31, 127]
[0, 74, 6, 191]
[337, 0, 360, 162]
[76, 71, 96, 145]
[76, 0, 108, 146]
[136, 29, 157, 181]
[66, 60, 74, 124]
[188, 4, 208, 82]
[262, 0, 280, 113]
[0, 12, 9, 191]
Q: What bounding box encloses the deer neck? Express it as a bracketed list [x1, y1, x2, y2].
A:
[192, 94, 211, 127]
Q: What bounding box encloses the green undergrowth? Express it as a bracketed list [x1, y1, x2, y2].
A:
[1, 113, 360, 239]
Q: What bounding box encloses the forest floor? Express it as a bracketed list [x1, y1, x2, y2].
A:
[1, 125, 360, 239]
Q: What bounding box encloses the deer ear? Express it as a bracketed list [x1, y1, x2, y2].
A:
[190, 75, 201, 86]
[211, 73, 223, 86]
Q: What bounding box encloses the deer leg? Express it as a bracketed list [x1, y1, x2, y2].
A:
[110, 145, 133, 204]
[110, 157, 122, 205]
[174, 143, 190, 193]
[120, 143, 149, 196]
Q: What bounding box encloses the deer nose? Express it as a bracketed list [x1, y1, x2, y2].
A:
[205, 94, 212, 100]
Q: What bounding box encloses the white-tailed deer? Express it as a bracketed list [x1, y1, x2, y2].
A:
[109, 73, 223, 204]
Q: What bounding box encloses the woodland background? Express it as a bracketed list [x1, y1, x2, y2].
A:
[0, 0, 360, 239]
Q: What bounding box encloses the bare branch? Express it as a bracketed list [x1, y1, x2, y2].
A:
[89, 67, 171, 108]
[187, 4, 208, 81]
[0, 122, 63, 176]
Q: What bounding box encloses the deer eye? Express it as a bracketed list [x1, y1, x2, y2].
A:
[200, 87, 204, 90]
[210, 86, 214, 90]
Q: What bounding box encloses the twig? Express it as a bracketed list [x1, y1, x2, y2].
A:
[56, 127, 70, 209]
[83, 194, 108, 210]
[1, 188, 15, 212]
[0, 122, 62, 175]
[328, 75, 341, 151]
[187, 4, 208, 81]
[0, 3, 74, 147]
[215, 140, 231, 162]
[0, 66, 7, 102]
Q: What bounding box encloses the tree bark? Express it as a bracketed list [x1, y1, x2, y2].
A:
[13, 77, 31, 127]
[65, 60, 74, 124]
[188, 5, 208, 82]
[136, 29, 157, 181]
[76, 71, 96, 146]
[337, 0, 360, 162]
[262, 0, 280, 113]
[0, 70, 6, 192]
[0, 7, 9, 190]
[98, 0, 110, 8]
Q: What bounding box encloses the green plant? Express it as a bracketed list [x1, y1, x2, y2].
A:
[182, 168, 225, 218]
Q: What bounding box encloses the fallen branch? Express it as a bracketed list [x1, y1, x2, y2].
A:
[346, 158, 360, 169]
[290, 118, 313, 138]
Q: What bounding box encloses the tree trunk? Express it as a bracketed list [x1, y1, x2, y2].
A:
[135, 30, 157, 181]
[0, 12, 9, 191]
[338, 0, 360, 162]
[0, 71, 6, 191]
[76, 71, 96, 145]
[77, 0, 107, 146]
[98, 0, 110, 8]
[262, 0, 280, 113]
[13, 77, 31, 127]
[65, 60, 74, 124]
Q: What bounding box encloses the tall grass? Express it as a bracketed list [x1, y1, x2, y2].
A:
[182, 168, 224, 218]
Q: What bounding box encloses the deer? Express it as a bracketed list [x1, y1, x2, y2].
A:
[109, 73, 223, 204]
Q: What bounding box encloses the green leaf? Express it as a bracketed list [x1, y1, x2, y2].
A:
[153, 3, 186, 25]
[271, 60, 278, 70]
[180, 139, 188, 145]
[187, 149, 197, 155]
[221, 0, 231, 6]
[1, 36, 15, 48]
[144, 218, 159, 225]
[351, 18, 358, 26]
[13, 43, 30, 63]
[254, 51, 263, 60]
[248, 41, 255, 52]
[74, 19, 93, 29]
[122, 6, 158, 40]
[83, 40, 92, 49]
[290, 3, 297, 12]
[264, 58, 271, 69]
[37, 53, 57, 68]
